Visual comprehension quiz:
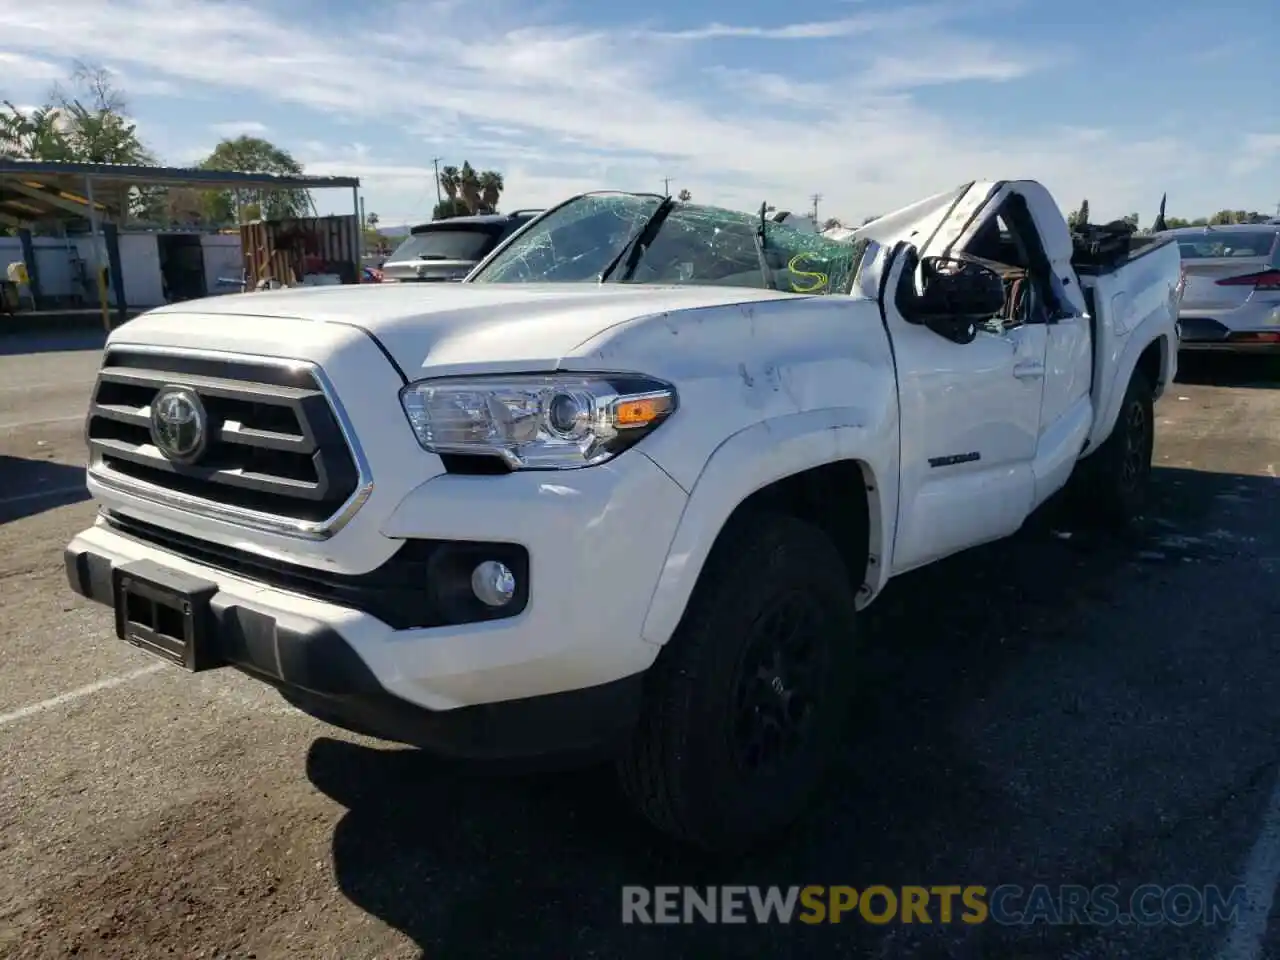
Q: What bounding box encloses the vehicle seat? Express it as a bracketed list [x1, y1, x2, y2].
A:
[953, 253, 1030, 328]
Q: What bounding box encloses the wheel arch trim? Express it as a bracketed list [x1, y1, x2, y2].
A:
[639, 410, 899, 648]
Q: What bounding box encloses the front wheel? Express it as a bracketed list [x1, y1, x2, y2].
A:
[616, 512, 858, 853]
[1069, 368, 1155, 527]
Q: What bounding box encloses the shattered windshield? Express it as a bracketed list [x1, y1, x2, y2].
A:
[468, 192, 859, 294]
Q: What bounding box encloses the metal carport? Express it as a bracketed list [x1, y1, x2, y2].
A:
[0, 159, 361, 328]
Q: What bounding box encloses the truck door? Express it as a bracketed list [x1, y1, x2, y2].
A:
[876, 243, 1044, 574]
[954, 182, 1093, 508]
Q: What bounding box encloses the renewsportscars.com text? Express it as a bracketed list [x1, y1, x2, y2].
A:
[621, 884, 1247, 926]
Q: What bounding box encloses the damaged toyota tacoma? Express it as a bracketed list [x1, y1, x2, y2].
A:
[65, 182, 1181, 851]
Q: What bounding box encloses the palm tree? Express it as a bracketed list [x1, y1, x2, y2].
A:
[478, 170, 504, 212]
[458, 162, 482, 214]
[439, 165, 461, 204]
[677, 188, 692, 202]
[0, 101, 73, 160]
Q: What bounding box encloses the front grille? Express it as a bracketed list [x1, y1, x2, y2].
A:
[86, 349, 361, 526]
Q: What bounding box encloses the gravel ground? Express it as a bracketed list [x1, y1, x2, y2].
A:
[1, 333, 1279, 960]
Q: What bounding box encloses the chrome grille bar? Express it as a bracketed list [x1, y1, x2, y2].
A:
[84, 345, 372, 540]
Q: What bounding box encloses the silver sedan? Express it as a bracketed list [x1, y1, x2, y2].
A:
[1159, 223, 1280, 352]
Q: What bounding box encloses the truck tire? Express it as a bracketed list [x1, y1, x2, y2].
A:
[616, 512, 858, 852]
[1070, 367, 1155, 527]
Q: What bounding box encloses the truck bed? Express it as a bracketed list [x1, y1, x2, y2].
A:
[1070, 222, 1175, 276]
[1074, 224, 1182, 424]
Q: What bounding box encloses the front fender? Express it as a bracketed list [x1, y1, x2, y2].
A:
[639, 407, 899, 648]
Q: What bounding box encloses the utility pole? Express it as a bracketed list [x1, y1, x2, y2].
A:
[810, 193, 823, 225]
[432, 157, 443, 206]
[663, 178, 671, 196]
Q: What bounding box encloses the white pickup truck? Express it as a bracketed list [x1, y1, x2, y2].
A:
[64, 179, 1181, 851]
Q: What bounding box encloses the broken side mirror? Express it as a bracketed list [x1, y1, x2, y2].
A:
[906, 256, 1006, 344]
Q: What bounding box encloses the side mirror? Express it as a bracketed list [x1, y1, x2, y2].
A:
[907, 256, 1007, 344]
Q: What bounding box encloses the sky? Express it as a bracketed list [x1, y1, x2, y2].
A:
[1, 0, 1277, 229]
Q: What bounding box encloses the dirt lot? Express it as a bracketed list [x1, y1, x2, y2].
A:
[1, 331, 1279, 960]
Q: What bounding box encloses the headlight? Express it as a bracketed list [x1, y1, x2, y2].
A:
[399, 373, 677, 470]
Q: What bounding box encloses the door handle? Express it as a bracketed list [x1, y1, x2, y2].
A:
[1013, 362, 1045, 380]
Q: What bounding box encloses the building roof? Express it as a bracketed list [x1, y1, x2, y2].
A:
[0, 159, 359, 228]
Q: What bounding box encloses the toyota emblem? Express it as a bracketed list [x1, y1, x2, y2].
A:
[150, 385, 208, 464]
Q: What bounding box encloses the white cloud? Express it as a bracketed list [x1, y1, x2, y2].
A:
[100, 65, 182, 98]
[857, 34, 1056, 89]
[1229, 133, 1280, 177]
[127, 114, 208, 165]
[637, 2, 968, 41]
[703, 67, 835, 107]
[0, 0, 1247, 223]
[210, 120, 269, 137]
[0, 51, 62, 84]
[171, 144, 213, 166]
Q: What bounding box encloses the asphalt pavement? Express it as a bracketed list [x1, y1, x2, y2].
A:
[1, 331, 1279, 960]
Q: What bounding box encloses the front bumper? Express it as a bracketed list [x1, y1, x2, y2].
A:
[64, 447, 689, 761]
[64, 528, 645, 761]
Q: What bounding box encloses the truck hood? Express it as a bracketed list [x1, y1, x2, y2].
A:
[143, 281, 812, 378]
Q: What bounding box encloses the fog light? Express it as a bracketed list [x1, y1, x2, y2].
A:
[471, 560, 516, 607]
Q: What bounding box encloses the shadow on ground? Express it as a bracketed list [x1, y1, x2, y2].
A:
[0, 328, 106, 357]
[1175, 352, 1280, 390]
[310, 466, 1280, 960]
[0, 455, 88, 523]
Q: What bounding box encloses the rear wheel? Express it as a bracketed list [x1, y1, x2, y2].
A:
[616, 512, 858, 852]
[1069, 368, 1155, 527]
